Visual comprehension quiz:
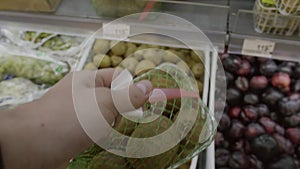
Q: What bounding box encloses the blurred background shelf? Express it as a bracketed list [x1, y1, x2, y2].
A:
[0, 0, 229, 52]
[228, 9, 300, 62]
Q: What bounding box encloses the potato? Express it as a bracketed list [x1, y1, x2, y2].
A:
[120, 57, 139, 74]
[143, 49, 163, 65]
[111, 41, 126, 56]
[176, 61, 190, 74]
[135, 60, 155, 76]
[163, 50, 180, 63]
[133, 45, 147, 61]
[111, 55, 123, 67]
[191, 50, 205, 62]
[84, 62, 98, 70]
[93, 54, 111, 68]
[93, 39, 110, 54]
[191, 63, 204, 79]
[125, 43, 137, 58]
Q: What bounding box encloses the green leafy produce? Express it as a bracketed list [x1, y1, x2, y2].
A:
[22, 31, 81, 51]
[87, 151, 128, 169]
[0, 55, 68, 85]
[68, 144, 103, 169]
[127, 116, 179, 169]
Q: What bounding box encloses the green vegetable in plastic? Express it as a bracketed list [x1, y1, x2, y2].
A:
[0, 55, 68, 85]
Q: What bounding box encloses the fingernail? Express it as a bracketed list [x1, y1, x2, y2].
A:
[136, 83, 148, 95]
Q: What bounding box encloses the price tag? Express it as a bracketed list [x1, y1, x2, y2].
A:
[103, 23, 130, 39]
[242, 39, 276, 58]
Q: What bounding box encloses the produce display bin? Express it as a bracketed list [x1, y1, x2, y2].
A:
[274, 0, 300, 15]
[254, 0, 300, 35]
[75, 37, 213, 169]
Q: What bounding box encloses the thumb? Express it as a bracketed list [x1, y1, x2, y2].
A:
[113, 80, 153, 114]
[95, 80, 153, 125]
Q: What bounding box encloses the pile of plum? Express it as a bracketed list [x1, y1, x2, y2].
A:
[215, 55, 300, 169]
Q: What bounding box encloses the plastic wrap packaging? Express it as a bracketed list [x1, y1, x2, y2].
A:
[92, 0, 162, 18]
[0, 45, 69, 85]
[0, 78, 48, 110]
[0, 29, 87, 70]
[254, 0, 300, 35]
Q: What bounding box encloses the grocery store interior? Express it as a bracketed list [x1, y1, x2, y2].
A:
[0, 0, 300, 169]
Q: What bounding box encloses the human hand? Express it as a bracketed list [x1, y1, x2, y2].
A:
[0, 68, 153, 169]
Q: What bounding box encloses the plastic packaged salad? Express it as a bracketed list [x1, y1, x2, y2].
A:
[0, 78, 48, 110]
[0, 45, 69, 86]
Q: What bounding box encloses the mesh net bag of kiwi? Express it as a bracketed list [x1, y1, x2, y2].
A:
[68, 64, 216, 169]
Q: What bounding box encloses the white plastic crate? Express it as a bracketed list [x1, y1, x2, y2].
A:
[254, 0, 300, 35]
[274, 0, 300, 15]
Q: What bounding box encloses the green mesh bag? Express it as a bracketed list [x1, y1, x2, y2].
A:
[68, 63, 216, 169]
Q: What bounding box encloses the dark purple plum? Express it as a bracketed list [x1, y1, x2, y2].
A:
[262, 88, 284, 107]
[272, 72, 291, 90]
[286, 128, 300, 145]
[274, 124, 285, 135]
[215, 148, 230, 167]
[244, 93, 259, 105]
[268, 155, 296, 169]
[228, 151, 250, 169]
[256, 104, 270, 117]
[259, 117, 276, 134]
[284, 113, 300, 127]
[229, 120, 245, 139]
[249, 155, 263, 169]
[231, 139, 245, 152]
[292, 80, 300, 92]
[270, 112, 279, 121]
[215, 132, 225, 147]
[226, 88, 242, 105]
[223, 56, 242, 73]
[218, 114, 231, 131]
[260, 59, 278, 77]
[237, 60, 251, 76]
[293, 64, 300, 79]
[251, 134, 279, 162]
[250, 76, 268, 89]
[273, 133, 294, 154]
[245, 123, 265, 140]
[279, 63, 293, 76]
[235, 76, 249, 91]
[225, 72, 235, 85]
[278, 97, 300, 117]
[229, 106, 241, 119]
[241, 106, 258, 123]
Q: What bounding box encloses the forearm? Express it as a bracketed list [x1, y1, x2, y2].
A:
[0, 97, 93, 169]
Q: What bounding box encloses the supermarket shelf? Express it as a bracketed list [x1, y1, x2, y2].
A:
[229, 0, 254, 31]
[228, 9, 300, 62]
[0, 0, 229, 52]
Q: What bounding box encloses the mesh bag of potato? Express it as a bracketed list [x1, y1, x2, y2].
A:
[69, 63, 216, 169]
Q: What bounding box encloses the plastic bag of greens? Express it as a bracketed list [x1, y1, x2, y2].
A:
[0, 45, 69, 85]
[0, 78, 48, 110]
[0, 29, 87, 70]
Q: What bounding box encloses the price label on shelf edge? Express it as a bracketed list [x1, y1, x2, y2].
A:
[242, 38, 276, 58]
[103, 23, 130, 40]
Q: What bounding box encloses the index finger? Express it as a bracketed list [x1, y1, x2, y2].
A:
[95, 68, 122, 88]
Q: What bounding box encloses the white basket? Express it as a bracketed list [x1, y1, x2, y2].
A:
[274, 0, 300, 15]
[254, 0, 300, 35]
